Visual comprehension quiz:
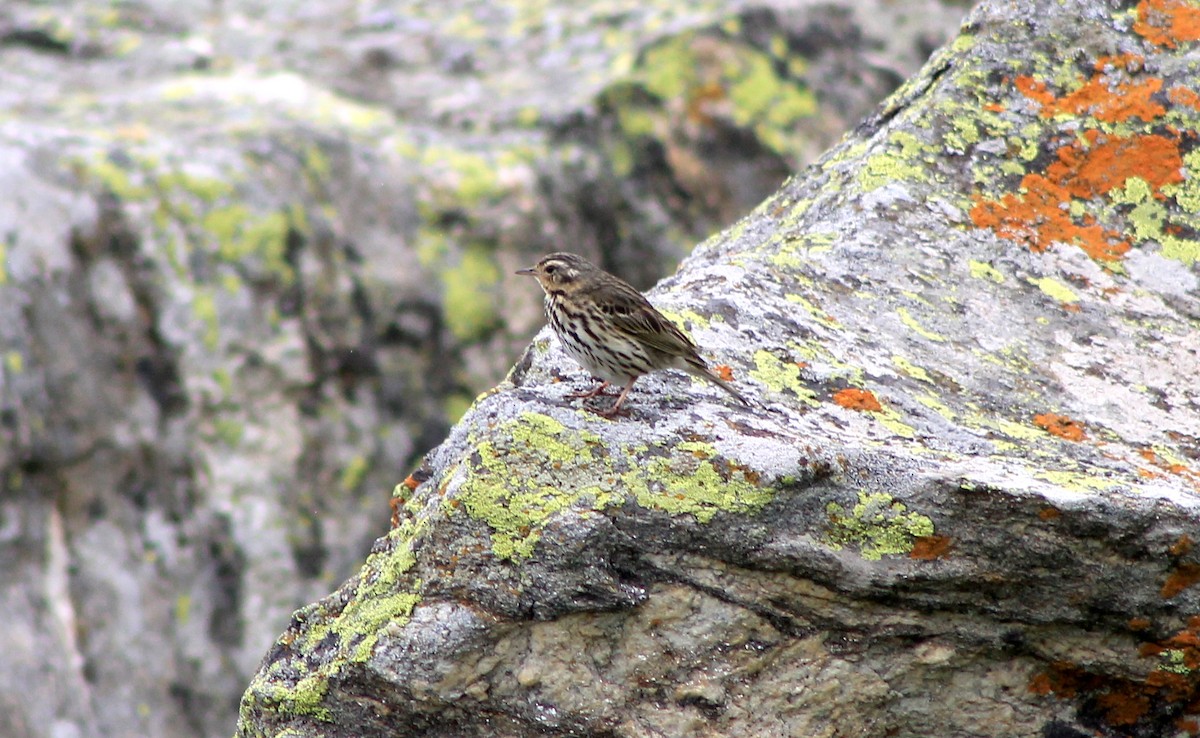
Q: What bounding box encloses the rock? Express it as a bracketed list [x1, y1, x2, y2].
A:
[0, 1, 962, 737]
[237, 0, 1200, 736]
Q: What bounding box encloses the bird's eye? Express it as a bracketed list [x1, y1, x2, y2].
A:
[544, 264, 557, 275]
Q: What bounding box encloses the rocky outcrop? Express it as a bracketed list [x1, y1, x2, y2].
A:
[237, 1, 1200, 736]
[0, 1, 962, 737]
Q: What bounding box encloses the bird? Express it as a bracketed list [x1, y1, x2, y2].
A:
[516, 252, 749, 416]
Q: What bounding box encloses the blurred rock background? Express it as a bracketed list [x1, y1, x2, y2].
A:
[0, 1, 968, 736]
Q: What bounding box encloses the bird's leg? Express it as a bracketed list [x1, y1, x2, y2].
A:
[567, 380, 611, 399]
[597, 378, 637, 418]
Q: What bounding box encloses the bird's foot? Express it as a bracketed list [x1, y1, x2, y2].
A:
[567, 381, 612, 400]
[593, 401, 629, 418]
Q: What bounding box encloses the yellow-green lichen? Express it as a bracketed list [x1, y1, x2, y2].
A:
[453, 413, 772, 559]
[339, 455, 369, 492]
[624, 441, 772, 523]
[1028, 276, 1079, 304]
[1170, 149, 1200, 212]
[80, 154, 151, 200]
[423, 146, 503, 206]
[640, 35, 698, 101]
[212, 418, 244, 447]
[314, 522, 425, 664]
[892, 355, 932, 383]
[441, 248, 501, 341]
[770, 231, 837, 269]
[5, 350, 22, 374]
[204, 206, 293, 282]
[174, 594, 191, 625]
[414, 225, 450, 269]
[614, 101, 662, 138]
[876, 408, 917, 439]
[657, 306, 711, 332]
[1157, 649, 1196, 675]
[193, 289, 220, 350]
[825, 491, 934, 560]
[726, 49, 817, 153]
[968, 259, 1005, 283]
[443, 392, 476, 424]
[857, 132, 930, 191]
[246, 672, 333, 724]
[516, 106, 540, 127]
[212, 368, 233, 397]
[156, 168, 233, 204]
[916, 392, 957, 421]
[896, 306, 946, 342]
[1035, 469, 1120, 493]
[1150, 445, 1192, 470]
[785, 293, 840, 328]
[454, 413, 612, 560]
[749, 349, 819, 405]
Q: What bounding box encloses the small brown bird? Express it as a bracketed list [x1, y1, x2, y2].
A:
[516, 252, 749, 416]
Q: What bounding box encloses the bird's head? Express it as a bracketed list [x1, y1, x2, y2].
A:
[515, 252, 594, 294]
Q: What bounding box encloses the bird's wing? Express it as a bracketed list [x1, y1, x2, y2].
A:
[599, 284, 698, 356]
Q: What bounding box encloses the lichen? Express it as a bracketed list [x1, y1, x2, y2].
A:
[749, 349, 819, 405]
[453, 413, 613, 560]
[856, 132, 931, 191]
[824, 491, 935, 560]
[193, 289, 220, 350]
[339, 455, 369, 492]
[896, 307, 946, 342]
[451, 413, 773, 559]
[441, 247, 502, 341]
[624, 441, 773, 523]
[1027, 276, 1079, 304]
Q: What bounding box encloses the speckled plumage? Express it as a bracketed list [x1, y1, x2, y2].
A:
[517, 252, 748, 416]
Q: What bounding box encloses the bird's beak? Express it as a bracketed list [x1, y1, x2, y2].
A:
[515, 267, 535, 276]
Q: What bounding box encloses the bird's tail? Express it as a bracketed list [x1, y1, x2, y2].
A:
[681, 357, 750, 406]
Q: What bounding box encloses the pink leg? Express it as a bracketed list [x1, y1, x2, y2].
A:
[567, 380, 611, 399]
[597, 378, 637, 417]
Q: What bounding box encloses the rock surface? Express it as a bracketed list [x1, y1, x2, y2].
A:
[237, 0, 1200, 736]
[0, 1, 963, 737]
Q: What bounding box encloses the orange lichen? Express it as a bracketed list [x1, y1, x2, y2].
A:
[1169, 85, 1200, 110]
[1128, 617, 1152, 631]
[1018, 73, 1165, 123]
[977, 57, 1190, 264]
[1097, 688, 1153, 726]
[910, 535, 953, 560]
[1134, 0, 1200, 48]
[1033, 413, 1087, 442]
[832, 388, 882, 412]
[970, 172, 1130, 261]
[1038, 506, 1062, 521]
[1048, 132, 1184, 199]
[1093, 52, 1146, 72]
[712, 364, 736, 382]
[1159, 617, 1200, 670]
[1030, 640, 1200, 735]
[1014, 76, 1057, 107]
[1162, 563, 1200, 598]
[1170, 535, 1194, 557]
[1139, 448, 1200, 491]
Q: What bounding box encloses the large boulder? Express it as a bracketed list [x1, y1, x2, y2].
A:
[237, 0, 1200, 736]
[0, 1, 962, 737]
